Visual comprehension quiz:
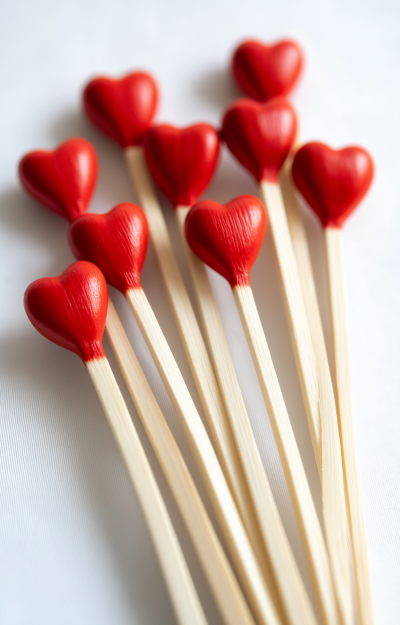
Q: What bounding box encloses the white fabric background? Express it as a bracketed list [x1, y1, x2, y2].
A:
[0, 0, 399, 623]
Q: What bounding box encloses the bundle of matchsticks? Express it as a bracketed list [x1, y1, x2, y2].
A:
[19, 39, 375, 625]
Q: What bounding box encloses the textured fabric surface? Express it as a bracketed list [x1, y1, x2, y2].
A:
[1, 0, 399, 623]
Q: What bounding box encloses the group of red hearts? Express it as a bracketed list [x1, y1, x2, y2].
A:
[20, 39, 373, 365]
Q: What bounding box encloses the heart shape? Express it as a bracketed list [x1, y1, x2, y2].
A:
[68, 203, 149, 293]
[232, 39, 303, 102]
[185, 195, 267, 287]
[221, 98, 297, 183]
[83, 72, 159, 147]
[143, 123, 220, 207]
[292, 142, 374, 228]
[19, 138, 98, 222]
[24, 261, 108, 363]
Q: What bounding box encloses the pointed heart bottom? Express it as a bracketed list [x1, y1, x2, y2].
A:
[292, 142, 374, 228]
[185, 195, 267, 287]
[222, 98, 297, 183]
[68, 203, 149, 294]
[232, 39, 303, 102]
[143, 123, 220, 207]
[24, 261, 108, 362]
[19, 138, 98, 222]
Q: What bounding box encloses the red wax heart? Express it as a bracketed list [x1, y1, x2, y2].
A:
[232, 39, 303, 102]
[83, 72, 159, 147]
[222, 98, 297, 183]
[24, 261, 108, 363]
[143, 123, 220, 207]
[185, 195, 267, 287]
[292, 142, 374, 228]
[68, 203, 148, 293]
[19, 138, 98, 222]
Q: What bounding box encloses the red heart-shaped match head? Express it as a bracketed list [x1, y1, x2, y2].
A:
[185, 195, 267, 287]
[292, 142, 374, 228]
[19, 138, 98, 222]
[143, 123, 220, 207]
[222, 98, 297, 183]
[68, 203, 148, 294]
[83, 72, 159, 147]
[232, 39, 303, 102]
[24, 261, 108, 363]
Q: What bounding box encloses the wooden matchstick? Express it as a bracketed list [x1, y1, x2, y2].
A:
[82, 74, 266, 570]
[185, 195, 339, 625]
[176, 206, 315, 625]
[23, 261, 208, 625]
[292, 141, 376, 625]
[68, 202, 281, 625]
[222, 98, 353, 625]
[280, 155, 352, 623]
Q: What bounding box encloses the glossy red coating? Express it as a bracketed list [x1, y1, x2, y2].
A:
[185, 195, 267, 287]
[292, 142, 374, 228]
[83, 72, 158, 147]
[222, 98, 297, 183]
[68, 203, 148, 293]
[19, 138, 98, 222]
[24, 261, 108, 363]
[232, 39, 303, 102]
[143, 123, 220, 207]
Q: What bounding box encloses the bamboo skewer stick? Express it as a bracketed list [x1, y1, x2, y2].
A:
[325, 228, 375, 625]
[233, 283, 339, 625]
[176, 205, 312, 625]
[105, 298, 257, 625]
[124, 286, 280, 625]
[87, 357, 208, 625]
[260, 181, 322, 462]
[261, 180, 352, 625]
[291, 141, 376, 625]
[280, 159, 352, 611]
[124, 145, 269, 573]
[24, 263, 208, 625]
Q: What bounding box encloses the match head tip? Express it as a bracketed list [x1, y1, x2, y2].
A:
[83, 71, 159, 148]
[68, 202, 148, 294]
[292, 141, 374, 228]
[24, 261, 108, 363]
[185, 194, 267, 287]
[232, 38, 304, 103]
[18, 138, 98, 222]
[143, 122, 220, 207]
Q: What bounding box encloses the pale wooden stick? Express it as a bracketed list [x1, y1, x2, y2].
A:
[86, 357, 207, 625]
[325, 227, 375, 625]
[125, 287, 280, 625]
[280, 164, 353, 625]
[125, 146, 267, 580]
[260, 181, 321, 464]
[233, 285, 338, 625]
[105, 299, 256, 625]
[176, 206, 314, 625]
